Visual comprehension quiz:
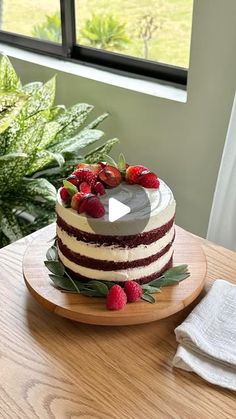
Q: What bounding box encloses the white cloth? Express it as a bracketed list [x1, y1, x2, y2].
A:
[173, 279, 236, 391]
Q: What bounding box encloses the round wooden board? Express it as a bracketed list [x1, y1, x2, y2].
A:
[23, 225, 206, 326]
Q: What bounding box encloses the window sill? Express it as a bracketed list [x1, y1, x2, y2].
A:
[0, 43, 187, 103]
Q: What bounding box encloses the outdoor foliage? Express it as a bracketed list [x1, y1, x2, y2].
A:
[80, 13, 130, 51]
[0, 55, 118, 247]
[32, 12, 61, 43]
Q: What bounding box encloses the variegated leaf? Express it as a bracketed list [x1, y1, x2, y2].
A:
[0, 206, 23, 243]
[21, 178, 56, 204]
[85, 138, 119, 163]
[0, 91, 27, 135]
[0, 56, 21, 91]
[54, 103, 93, 143]
[50, 129, 104, 155]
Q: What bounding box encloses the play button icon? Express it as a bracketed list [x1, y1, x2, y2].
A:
[108, 197, 131, 222]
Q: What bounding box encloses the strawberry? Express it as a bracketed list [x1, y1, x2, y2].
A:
[138, 172, 160, 189]
[79, 182, 91, 193]
[98, 165, 122, 188]
[71, 192, 85, 211]
[78, 193, 95, 214]
[60, 187, 70, 201]
[124, 281, 142, 302]
[67, 174, 80, 188]
[106, 284, 127, 310]
[126, 165, 149, 184]
[72, 168, 97, 187]
[76, 163, 102, 175]
[84, 196, 105, 218]
[93, 181, 106, 196]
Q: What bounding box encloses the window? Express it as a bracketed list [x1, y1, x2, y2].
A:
[0, 0, 194, 86]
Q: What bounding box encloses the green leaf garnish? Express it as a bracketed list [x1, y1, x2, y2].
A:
[118, 153, 126, 172]
[141, 293, 156, 304]
[103, 154, 118, 168]
[63, 180, 78, 196]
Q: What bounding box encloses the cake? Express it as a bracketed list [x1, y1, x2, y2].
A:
[56, 162, 176, 285]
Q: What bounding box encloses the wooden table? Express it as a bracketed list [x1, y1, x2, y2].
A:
[0, 225, 235, 419]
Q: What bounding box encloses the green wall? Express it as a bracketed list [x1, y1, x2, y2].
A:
[9, 0, 236, 237]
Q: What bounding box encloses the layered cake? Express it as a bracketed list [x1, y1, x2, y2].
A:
[56, 161, 176, 285]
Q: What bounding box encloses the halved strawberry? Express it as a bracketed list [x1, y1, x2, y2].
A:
[138, 172, 160, 188]
[79, 182, 91, 193]
[75, 163, 102, 176]
[78, 193, 95, 214]
[126, 165, 149, 184]
[98, 165, 122, 188]
[71, 192, 85, 211]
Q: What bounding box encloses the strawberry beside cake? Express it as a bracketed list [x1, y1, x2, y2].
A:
[56, 160, 176, 285]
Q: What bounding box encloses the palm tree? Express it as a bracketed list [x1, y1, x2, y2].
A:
[32, 12, 61, 43]
[80, 14, 129, 52]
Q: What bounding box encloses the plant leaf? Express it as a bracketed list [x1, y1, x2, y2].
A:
[44, 260, 65, 276]
[46, 245, 58, 261]
[0, 91, 27, 134]
[141, 293, 156, 304]
[142, 285, 161, 294]
[118, 153, 126, 172]
[86, 112, 109, 129]
[54, 103, 94, 142]
[85, 138, 119, 163]
[103, 154, 118, 167]
[21, 178, 56, 204]
[0, 56, 21, 91]
[49, 274, 79, 292]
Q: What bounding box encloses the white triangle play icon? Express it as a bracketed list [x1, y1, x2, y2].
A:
[108, 198, 131, 222]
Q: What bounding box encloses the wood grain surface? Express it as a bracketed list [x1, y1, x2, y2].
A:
[23, 225, 206, 325]
[0, 224, 236, 418]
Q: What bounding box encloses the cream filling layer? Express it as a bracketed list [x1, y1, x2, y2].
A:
[57, 225, 175, 262]
[58, 246, 174, 282]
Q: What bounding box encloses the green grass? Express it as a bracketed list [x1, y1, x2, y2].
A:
[2, 0, 193, 68]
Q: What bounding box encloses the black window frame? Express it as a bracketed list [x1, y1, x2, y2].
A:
[0, 0, 188, 86]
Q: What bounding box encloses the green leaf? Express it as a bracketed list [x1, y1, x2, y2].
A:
[50, 129, 104, 155]
[0, 206, 24, 242]
[86, 112, 109, 129]
[21, 178, 56, 204]
[103, 154, 118, 167]
[85, 280, 109, 296]
[55, 103, 94, 142]
[141, 293, 156, 304]
[20, 76, 56, 119]
[118, 153, 126, 172]
[49, 274, 79, 292]
[142, 285, 161, 294]
[63, 180, 78, 196]
[46, 245, 58, 261]
[0, 56, 21, 91]
[44, 260, 65, 276]
[85, 138, 119, 163]
[0, 91, 27, 134]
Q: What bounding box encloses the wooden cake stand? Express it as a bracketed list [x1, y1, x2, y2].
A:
[23, 225, 207, 326]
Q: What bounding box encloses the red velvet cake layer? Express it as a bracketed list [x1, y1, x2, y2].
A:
[62, 257, 173, 285]
[56, 214, 175, 247]
[57, 236, 174, 271]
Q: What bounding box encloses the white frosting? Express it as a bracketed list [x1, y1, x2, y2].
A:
[56, 180, 176, 236]
[58, 246, 174, 282]
[57, 225, 175, 262]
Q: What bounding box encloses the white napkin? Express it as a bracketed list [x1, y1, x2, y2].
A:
[173, 279, 236, 391]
